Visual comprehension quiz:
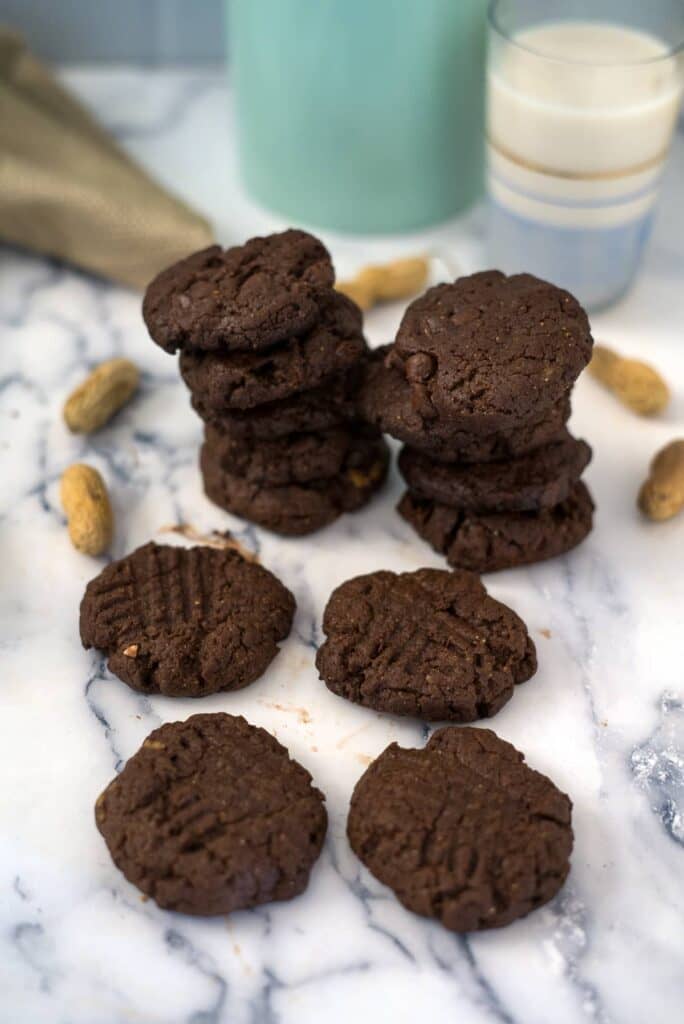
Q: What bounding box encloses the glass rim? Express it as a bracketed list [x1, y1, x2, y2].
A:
[488, 0, 684, 66]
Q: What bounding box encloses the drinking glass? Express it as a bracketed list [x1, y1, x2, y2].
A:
[486, 0, 684, 308]
[228, 0, 487, 233]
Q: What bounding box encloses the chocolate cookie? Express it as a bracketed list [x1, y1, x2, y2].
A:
[316, 568, 536, 721]
[80, 542, 295, 697]
[96, 713, 327, 915]
[359, 347, 571, 463]
[201, 438, 389, 536]
[347, 726, 573, 932]
[191, 371, 357, 437]
[399, 480, 594, 573]
[399, 432, 592, 513]
[143, 230, 334, 353]
[204, 422, 382, 487]
[180, 291, 367, 412]
[391, 271, 592, 430]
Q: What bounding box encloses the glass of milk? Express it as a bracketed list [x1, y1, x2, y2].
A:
[486, 0, 684, 308]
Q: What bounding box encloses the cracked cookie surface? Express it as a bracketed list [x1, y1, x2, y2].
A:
[179, 290, 367, 412]
[399, 480, 594, 573]
[316, 568, 536, 721]
[359, 347, 571, 463]
[399, 431, 592, 512]
[96, 713, 327, 915]
[391, 271, 592, 430]
[201, 438, 389, 536]
[80, 542, 295, 696]
[143, 229, 334, 353]
[347, 726, 573, 931]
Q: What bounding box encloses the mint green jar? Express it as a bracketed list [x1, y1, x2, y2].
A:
[228, 0, 487, 232]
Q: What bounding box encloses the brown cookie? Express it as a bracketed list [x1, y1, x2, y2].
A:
[398, 432, 592, 512]
[96, 713, 327, 915]
[201, 438, 389, 536]
[80, 542, 295, 697]
[143, 230, 334, 353]
[204, 422, 382, 487]
[391, 271, 592, 430]
[316, 568, 536, 721]
[347, 726, 573, 932]
[399, 480, 594, 573]
[359, 347, 571, 463]
[179, 291, 367, 412]
[191, 371, 358, 437]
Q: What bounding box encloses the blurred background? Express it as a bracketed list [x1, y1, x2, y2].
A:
[1, 0, 683, 307]
[0, 1, 226, 63]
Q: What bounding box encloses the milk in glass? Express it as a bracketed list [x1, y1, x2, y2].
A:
[487, 21, 683, 307]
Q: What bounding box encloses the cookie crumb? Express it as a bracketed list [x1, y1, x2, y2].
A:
[261, 701, 312, 725]
[159, 523, 258, 562]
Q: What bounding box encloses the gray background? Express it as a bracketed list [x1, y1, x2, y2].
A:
[0, 0, 227, 63]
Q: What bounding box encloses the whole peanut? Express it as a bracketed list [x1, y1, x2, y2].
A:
[638, 440, 684, 521]
[64, 358, 139, 433]
[337, 256, 429, 311]
[589, 344, 669, 416]
[61, 464, 113, 555]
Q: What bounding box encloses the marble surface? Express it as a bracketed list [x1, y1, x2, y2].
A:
[2, 69, 684, 1024]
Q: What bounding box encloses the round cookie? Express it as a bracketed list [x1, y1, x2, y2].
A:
[398, 432, 592, 512]
[143, 229, 334, 354]
[180, 291, 367, 412]
[80, 542, 295, 697]
[359, 347, 572, 463]
[201, 438, 389, 536]
[191, 371, 358, 437]
[399, 480, 594, 573]
[96, 713, 327, 915]
[204, 423, 382, 487]
[391, 271, 593, 430]
[316, 568, 536, 721]
[347, 726, 573, 932]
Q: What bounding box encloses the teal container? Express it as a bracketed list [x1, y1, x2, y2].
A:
[228, 0, 487, 232]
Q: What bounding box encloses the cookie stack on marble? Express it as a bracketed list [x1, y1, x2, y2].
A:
[360, 270, 595, 572]
[143, 230, 388, 535]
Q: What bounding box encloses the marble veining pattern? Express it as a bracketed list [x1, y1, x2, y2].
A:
[1, 69, 683, 1024]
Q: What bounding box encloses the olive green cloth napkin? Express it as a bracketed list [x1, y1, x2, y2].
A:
[0, 29, 213, 289]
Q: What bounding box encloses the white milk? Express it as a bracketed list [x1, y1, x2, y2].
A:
[487, 22, 682, 229]
[486, 20, 682, 306]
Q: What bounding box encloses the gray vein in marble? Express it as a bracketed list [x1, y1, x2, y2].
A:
[455, 937, 517, 1024]
[85, 662, 126, 772]
[165, 928, 228, 1024]
[546, 891, 613, 1024]
[11, 923, 57, 995]
[631, 692, 684, 847]
[13, 876, 31, 902]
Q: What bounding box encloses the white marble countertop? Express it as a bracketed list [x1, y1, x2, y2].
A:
[2, 69, 684, 1024]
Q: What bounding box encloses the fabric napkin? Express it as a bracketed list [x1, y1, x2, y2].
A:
[0, 29, 213, 289]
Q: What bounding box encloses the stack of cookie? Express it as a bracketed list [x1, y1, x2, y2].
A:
[360, 271, 595, 572]
[143, 230, 388, 535]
